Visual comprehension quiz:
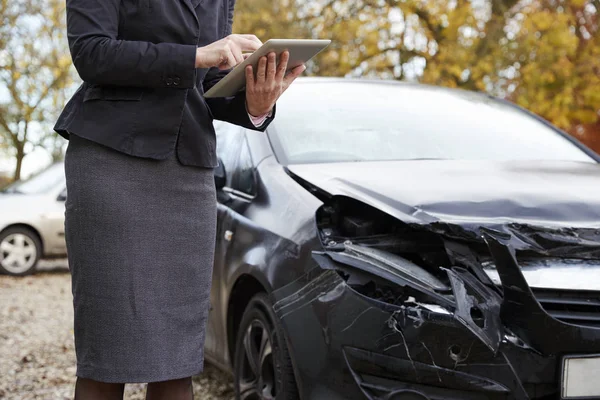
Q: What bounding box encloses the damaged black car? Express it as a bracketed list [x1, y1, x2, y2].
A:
[204, 78, 600, 400]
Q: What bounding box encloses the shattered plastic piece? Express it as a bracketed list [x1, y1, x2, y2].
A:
[417, 303, 452, 315]
[343, 243, 449, 291]
[484, 228, 600, 356]
[446, 268, 502, 353]
[312, 246, 454, 308]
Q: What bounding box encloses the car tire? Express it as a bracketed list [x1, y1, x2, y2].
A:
[0, 227, 42, 276]
[234, 293, 300, 400]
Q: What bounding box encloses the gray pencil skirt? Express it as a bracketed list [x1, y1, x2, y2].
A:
[64, 134, 217, 383]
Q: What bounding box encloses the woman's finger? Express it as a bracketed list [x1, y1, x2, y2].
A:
[266, 52, 277, 82]
[237, 34, 263, 47]
[230, 42, 244, 65]
[283, 64, 306, 87]
[276, 51, 290, 81]
[256, 56, 267, 84]
[220, 46, 237, 70]
[232, 36, 262, 52]
[242, 53, 252, 60]
[245, 65, 255, 92]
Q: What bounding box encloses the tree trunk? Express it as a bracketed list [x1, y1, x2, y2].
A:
[13, 145, 24, 182]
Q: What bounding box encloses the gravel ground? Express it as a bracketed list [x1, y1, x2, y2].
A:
[0, 260, 234, 400]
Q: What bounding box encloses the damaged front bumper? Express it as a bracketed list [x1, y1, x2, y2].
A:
[271, 231, 600, 400]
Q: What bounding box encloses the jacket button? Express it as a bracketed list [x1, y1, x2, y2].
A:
[173, 76, 181, 86]
[166, 77, 174, 86]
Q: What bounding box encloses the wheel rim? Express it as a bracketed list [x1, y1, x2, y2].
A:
[0, 233, 37, 274]
[239, 319, 276, 400]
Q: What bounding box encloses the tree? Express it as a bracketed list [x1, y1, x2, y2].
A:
[512, 1, 599, 152]
[0, 0, 76, 181]
[0, 173, 10, 189]
[232, 0, 600, 152]
[233, 0, 394, 76]
[234, 0, 312, 40]
[420, 0, 600, 151]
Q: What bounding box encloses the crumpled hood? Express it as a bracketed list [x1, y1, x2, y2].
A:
[287, 159, 600, 228]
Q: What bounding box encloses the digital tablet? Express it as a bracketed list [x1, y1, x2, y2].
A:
[203, 39, 331, 98]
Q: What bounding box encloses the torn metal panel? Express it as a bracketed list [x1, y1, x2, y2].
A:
[443, 240, 497, 288]
[484, 229, 600, 356]
[431, 222, 600, 260]
[446, 268, 502, 353]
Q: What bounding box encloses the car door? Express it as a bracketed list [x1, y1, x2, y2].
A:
[205, 122, 258, 367]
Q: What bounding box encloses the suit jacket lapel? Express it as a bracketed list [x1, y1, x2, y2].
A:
[180, 0, 199, 25]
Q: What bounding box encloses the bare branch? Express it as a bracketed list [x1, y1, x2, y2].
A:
[0, 112, 14, 138]
[30, 68, 70, 112]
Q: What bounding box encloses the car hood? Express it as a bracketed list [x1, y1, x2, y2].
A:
[287, 159, 600, 228]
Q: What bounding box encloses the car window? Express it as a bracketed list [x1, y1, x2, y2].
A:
[3, 163, 65, 194]
[269, 83, 595, 164]
[214, 122, 257, 196]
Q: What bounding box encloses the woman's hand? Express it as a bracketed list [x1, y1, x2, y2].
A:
[196, 34, 263, 69]
[245, 51, 306, 117]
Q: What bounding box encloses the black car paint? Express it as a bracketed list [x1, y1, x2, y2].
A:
[205, 80, 600, 399]
[204, 153, 323, 371]
[269, 164, 600, 399]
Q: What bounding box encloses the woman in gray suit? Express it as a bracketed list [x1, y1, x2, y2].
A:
[54, 0, 304, 398]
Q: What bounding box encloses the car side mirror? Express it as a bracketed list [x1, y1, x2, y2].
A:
[57, 188, 67, 202]
[214, 158, 226, 190]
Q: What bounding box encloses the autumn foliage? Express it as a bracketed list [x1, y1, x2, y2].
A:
[235, 0, 600, 152]
[0, 0, 599, 182]
[0, 0, 75, 180]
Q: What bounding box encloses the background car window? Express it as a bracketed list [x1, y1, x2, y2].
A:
[214, 122, 257, 196]
[270, 83, 595, 164]
[2, 163, 65, 195]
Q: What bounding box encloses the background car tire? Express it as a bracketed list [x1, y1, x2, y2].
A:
[0, 227, 42, 276]
[234, 293, 300, 400]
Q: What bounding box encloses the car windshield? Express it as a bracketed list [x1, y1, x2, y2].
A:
[2, 163, 65, 195]
[269, 82, 595, 164]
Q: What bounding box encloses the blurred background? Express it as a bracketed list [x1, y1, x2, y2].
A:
[1, 0, 599, 183]
[0, 0, 598, 399]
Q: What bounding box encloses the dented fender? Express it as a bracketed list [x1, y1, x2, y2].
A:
[272, 225, 600, 400]
[272, 269, 526, 400]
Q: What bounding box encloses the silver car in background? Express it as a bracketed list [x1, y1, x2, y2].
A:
[0, 163, 67, 275]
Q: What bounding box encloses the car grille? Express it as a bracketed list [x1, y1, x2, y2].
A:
[532, 288, 600, 328]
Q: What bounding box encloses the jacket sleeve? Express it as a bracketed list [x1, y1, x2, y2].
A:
[203, 0, 275, 131]
[67, 0, 197, 89]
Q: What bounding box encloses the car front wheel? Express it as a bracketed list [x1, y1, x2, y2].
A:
[234, 293, 299, 400]
[0, 227, 41, 276]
